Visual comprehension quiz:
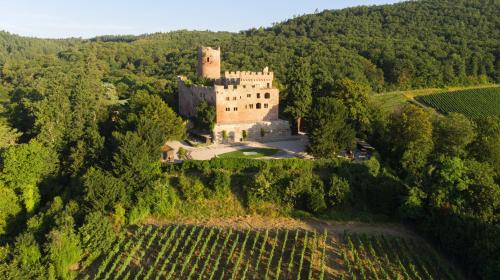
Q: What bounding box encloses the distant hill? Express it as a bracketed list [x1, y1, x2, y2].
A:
[1, 0, 499, 93]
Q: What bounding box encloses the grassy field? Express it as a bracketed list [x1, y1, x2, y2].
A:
[416, 87, 500, 118]
[218, 148, 280, 159]
[371, 84, 500, 112]
[79, 224, 463, 280]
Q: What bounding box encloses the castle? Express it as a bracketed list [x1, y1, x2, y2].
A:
[178, 47, 290, 143]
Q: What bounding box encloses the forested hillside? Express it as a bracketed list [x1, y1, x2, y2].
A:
[0, 1, 499, 279]
[1, 0, 500, 97]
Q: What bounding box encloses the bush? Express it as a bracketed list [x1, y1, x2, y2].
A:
[45, 227, 82, 280]
[326, 175, 350, 208]
[178, 173, 205, 201]
[112, 204, 126, 230]
[79, 212, 116, 266]
[177, 147, 187, 160]
[128, 202, 150, 225]
[209, 170, 231, 198]
[306, 179, 327, 213]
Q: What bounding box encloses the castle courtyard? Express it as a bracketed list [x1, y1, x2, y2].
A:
[165, 136, 308, 161]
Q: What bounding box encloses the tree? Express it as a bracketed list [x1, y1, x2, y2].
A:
[124, 91, 185, 142]
[83, 167, 127, 212]
[45, 226, 82, 280]
[308, 97, 355, 158]
[194, 100, 215, 131]
[326, 175, 350, 208]
[79, 211, 116, 260]
[387, 104, 433, 178]
[469, 117, 500, 175]
[464, 160, 499, 222]
[0, 185, 21, 235]
[429, 156, 471, 212]
[1, 140, 58, 212]
[12, 233, 44, 278]
[0, 123, 21, 150]
[433, 113, 476, 157]
[284, 57, 313, 133]
[112, 131, 162, 194]
[330, 78, 371, 131]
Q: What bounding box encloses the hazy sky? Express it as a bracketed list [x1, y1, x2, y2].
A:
[0, 0, 402, 39]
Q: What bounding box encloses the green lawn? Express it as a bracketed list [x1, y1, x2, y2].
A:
[218, 148, 280, 158]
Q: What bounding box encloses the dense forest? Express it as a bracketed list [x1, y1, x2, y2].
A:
[0, 0, 499, 279]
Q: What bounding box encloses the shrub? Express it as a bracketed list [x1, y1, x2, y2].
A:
[128, 202, 150, 225]
[177, 147, 187, 160]
[306, 178, 326, 213]
[327, 175, 350, 208]
[45, 227, 82, 280]
[178, 173, 205, 201]
[209, 170, 231, 198]
[112, 204, 126, 230]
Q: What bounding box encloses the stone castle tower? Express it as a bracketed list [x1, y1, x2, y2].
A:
[179, 46, 290, 143]
[197, 46, 221, 79]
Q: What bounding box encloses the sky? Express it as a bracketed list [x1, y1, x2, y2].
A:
[0, 0, 402, 39]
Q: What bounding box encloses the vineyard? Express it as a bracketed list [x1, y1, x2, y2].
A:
[78, 224, 463, 280]
[416, 87, 500, 118]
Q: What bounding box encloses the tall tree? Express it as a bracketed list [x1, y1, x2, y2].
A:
[308, 97, 355, 158]
[284, 57, 312, 134]
[330, 78, 371, 131]
[432, 113, 476, 157]
[193, 100, 215, 131]
[469, 117, 500, 175]
[1, 140, 58, 212]
[388, 104, 433, 179]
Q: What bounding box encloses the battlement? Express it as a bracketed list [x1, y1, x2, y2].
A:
[178, 77, 215, 92]
[224, 67, 274, 81]
[224, 71, 273, 77]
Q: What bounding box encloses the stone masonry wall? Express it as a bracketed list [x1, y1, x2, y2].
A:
[214, 84, 279, 124]
[178, 79, 216, 117]
[213, 120, 291, 143]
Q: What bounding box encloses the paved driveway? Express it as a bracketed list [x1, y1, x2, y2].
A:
[166, 136, 309, 161]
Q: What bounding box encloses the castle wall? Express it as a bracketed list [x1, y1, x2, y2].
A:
[213, 120, 291, 143]
[178, 79, 216, 117]
[214, 84, 279, 124]
[223, 69, 274, 89]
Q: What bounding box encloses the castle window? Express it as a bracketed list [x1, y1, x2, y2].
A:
[233, 85, 237, 89]
[225, 107, 230, 111]
[224, 85, 228, 89]
[256, 103, 261, 109]
[207, 57, 210, 62]
[264, 103, 269, 108]
[226, 97, 230, 101]
[243, 85, 246, 88]
[233, 107, 238, 111]
[245, 105, 247, 109]
[257, 93, 261, 98]
[252, 85, 256, 88]
[247, 94, 251, 98]
[267, 83, 270, 88]
[249, 104, 254, 109]
[233, 97, 237, 100]
[264, 93, 270, 99]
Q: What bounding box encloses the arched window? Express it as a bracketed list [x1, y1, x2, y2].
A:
[264, 92, 270, 99]
[207, 57, 210, 62]
[256, 103, 261, 109]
